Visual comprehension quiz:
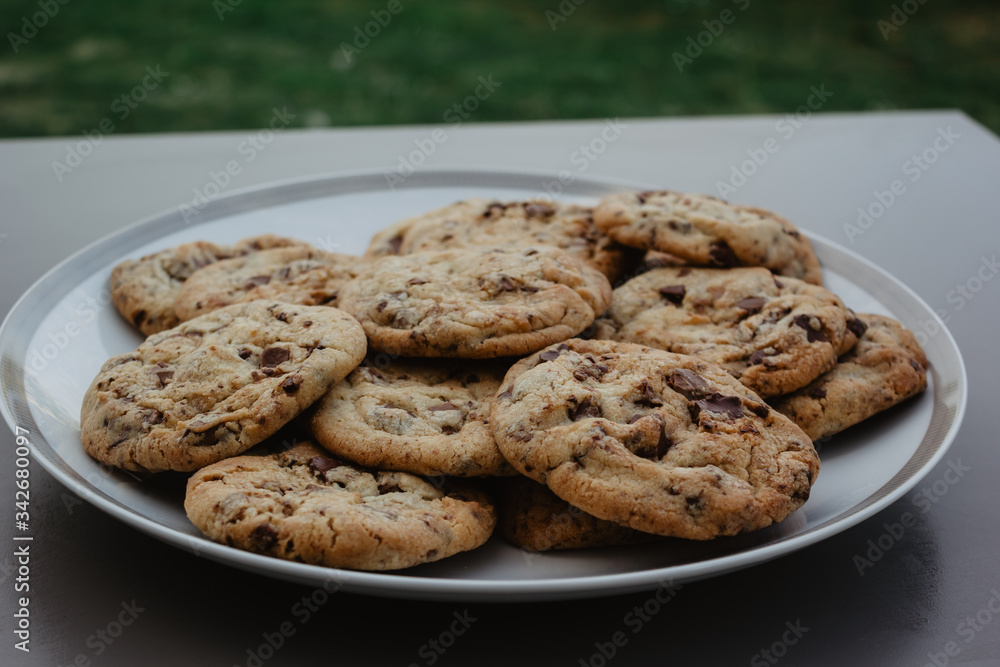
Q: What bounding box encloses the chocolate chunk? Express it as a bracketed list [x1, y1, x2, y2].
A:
[249, 523, 279, 551]
[498, 276, 517, 291]
[377, 481, 404, 494]
[910, 360, 922, 372]
[750, 404, 769, 418]
[658, 285, 686, 306]
[524, 202, 555, 218]
[154, 369, 174, 386]
[484, 202, 508, 217]
[667, 220, 692, 233]
[569, 397, 602, 421]
[497, 390, 513, 401]
[808, 385, 827, 399]
[636, 192, 651, 204]
[636, 380, 663, 408]
[132, 310, 147, 327]
[428, 402, 458, 411]
[389, 291, 406, 299]
[693, 393, 743, 420]
[302, 320, 313, 327]
[142, 410, 164, 425]
[847, 317, 868, 338]
[375, 300, 388, 312]
[245, 274, 271, 287]
[238, 348, 252, 360]
[408, 278, 429, 285]
[793, 314, 828, 342]
[309, 456, 341, 472]
[387, 235, 403, 254]
[678, 268, 692, 277]
[708, 241, 738, 267]
[539, 349, 561, 362]
[573, 369, 589, 382]
[281, 376, 299, 393]
[627, 414, 644, 424]
[685, 496, 703, 512]
[261, 347, 290, 367]
[667, 369, 709, 399]
[748, 350, 768, 365]
[736, 297, 766, 315]
[656, 431, 673, 458]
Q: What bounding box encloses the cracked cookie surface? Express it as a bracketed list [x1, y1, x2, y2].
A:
[770, 314, 928, 440]
[184, 442, 496, 570]
[366, 198, 638, 282]
[594, 267, 863, 397]
[81, 301, 366, 473]
[339, 245, 613, 358]
[594, 190, 822, 284]
[311, 359, 515, 477]
[110, 235, 306, 335]
[174, 246, 368, 321]
[490, 339, 819, 540]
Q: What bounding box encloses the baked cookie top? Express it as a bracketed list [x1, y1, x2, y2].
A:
[184, 442, 496, 571]
[174, 246, 368, 321]
[770, 314, 929, 440]
[338, 245, 613, 358]
[499, 476, 653, 552]
[594, 267, 863, 397]
[80, 301, 366, 473]
[110, 235, 306, 335]
[311, 359, 516, 477]
[490, 339, 819, 540]
[365, 198, 638, 282]
[594, 190, 823, 285]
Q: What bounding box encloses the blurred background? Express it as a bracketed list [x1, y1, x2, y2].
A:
[1, 0, 998, 137]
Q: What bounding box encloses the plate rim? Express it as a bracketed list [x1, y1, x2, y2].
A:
[0, 168, 967, 602]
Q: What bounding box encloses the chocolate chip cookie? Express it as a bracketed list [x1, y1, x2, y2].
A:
[338, 246, 613, 358]
[499, 476, 654, 551]
[490, 339, 819, 540]
[366, 198, 638, 282]
[81, 301, 367, 473]
[174, 246, 368, 321]
[110, 235, 306, 335]
[184, 442, 496, 570]
[770, 314, 929, 440]
[594, 190, 823, 284]
[594, 267, 863, 397]
[312, 359, 515, 477]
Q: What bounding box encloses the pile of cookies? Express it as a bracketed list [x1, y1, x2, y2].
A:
[81, 191, 928, 570]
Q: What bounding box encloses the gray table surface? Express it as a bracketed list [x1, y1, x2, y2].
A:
[1, 111, 999, 666]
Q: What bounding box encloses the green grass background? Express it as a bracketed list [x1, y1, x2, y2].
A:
[1, 0, 997, 137]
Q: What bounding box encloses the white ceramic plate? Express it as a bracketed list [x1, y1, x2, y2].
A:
[0, 170, 966, 602]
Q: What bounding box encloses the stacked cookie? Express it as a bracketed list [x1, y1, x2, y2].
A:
[83, 191, 928, 569]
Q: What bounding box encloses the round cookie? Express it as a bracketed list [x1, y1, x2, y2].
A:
[770, 314, 929, 440]
[338, 245, 613, 358]
[81, 301, 367, 473]
[499, 476, 654, 552]
[311, 359, 516, 477]
[594, 190, 823, 285]
[366, 198, 638, 282]
[185, 442, 496, 571]
[174, 246, 368, 321]
[594, 267, 863, 397]
[110, 235, 306, 335]
[491, 339, 819, 540]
